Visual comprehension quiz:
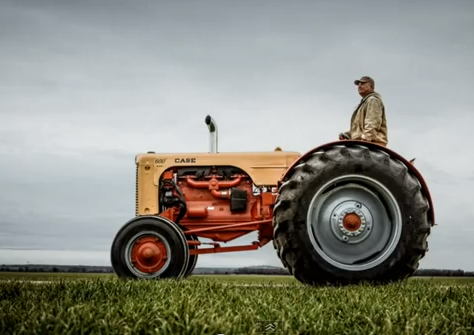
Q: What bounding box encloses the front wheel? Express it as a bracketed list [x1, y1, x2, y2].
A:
[183, 234, 199, 278]
[111, 216, 190, 280]
[273, 144, 431, 286]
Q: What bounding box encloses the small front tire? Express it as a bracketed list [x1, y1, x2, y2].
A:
[183, 234, 199, 278]
[111, 216, 190, 280]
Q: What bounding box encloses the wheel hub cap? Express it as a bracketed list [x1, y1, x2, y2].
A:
[338, 207, 367, 237]
[330, 202, 372, 244]
[125, 232, 171, 277]
[342, 213, 361, 231]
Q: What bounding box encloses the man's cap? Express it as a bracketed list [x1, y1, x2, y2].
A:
[354, 76, 375, 86]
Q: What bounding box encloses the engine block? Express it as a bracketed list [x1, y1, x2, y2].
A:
[158, 166, 275, 242]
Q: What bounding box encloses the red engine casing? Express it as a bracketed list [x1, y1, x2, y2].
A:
[159, 169, 275, 242]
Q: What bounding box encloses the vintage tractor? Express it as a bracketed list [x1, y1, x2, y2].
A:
[110, 115, 435, 286]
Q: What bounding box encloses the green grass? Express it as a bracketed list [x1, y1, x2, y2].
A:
[1, 271, 474, 284]
[0, 271, 115, 281]
[1, 273, 473, 334]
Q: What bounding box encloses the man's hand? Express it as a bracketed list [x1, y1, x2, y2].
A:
[339, 132, 350, 140]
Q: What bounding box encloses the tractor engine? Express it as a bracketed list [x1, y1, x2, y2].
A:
[158, 166, 274, 242]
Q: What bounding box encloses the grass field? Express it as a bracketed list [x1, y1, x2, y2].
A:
[1, 273, 473, 334]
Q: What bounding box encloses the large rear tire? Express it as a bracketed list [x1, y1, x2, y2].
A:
[273, 143, 431, 286]
[111, 216, 190, 280]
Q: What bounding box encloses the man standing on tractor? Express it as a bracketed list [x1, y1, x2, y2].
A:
[339, 76, 388, 147]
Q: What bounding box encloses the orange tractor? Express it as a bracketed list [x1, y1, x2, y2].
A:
[110, 115, 435, 285]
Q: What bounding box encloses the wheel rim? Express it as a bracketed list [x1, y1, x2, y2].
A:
[306, 174, 402, 271]
[124, 231, 171, 278]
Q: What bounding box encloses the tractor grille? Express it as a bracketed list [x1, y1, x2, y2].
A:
[135, 163, 139, 216]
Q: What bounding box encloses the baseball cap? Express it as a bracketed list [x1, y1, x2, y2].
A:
[354, 76, 375, 86]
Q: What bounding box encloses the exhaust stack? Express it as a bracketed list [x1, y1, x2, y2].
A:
[204, 115, 218, 153]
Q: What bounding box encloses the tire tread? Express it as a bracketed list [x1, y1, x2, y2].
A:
[273, 144, 431, 286]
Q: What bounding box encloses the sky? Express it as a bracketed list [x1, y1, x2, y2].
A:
[0, 0, 473, 271]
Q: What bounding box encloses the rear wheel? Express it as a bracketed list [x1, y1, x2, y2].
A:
[273, 144, 431, 286]
[111, 216, 189, 279]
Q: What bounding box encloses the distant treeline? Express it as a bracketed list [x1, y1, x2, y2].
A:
[0, 264, 473, 277]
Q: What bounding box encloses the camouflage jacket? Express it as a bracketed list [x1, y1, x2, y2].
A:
[345, 92, 388, 146]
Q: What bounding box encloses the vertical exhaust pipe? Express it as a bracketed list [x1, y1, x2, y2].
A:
[204, 115, 218, 153]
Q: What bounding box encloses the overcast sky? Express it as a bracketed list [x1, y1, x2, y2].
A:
[1, 0, 473, 271]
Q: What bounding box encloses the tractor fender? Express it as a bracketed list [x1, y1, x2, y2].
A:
[279, 140, 435, 226]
